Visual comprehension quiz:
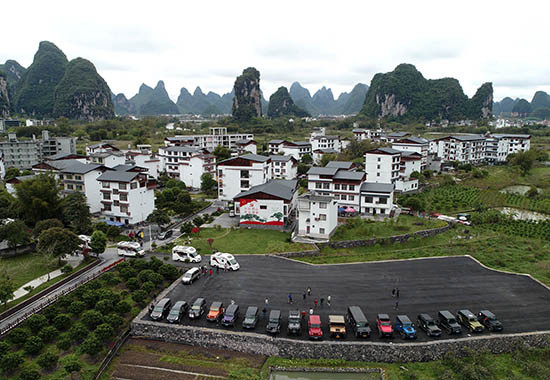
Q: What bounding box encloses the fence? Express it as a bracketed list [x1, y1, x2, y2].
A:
[94, 328, 131, 380]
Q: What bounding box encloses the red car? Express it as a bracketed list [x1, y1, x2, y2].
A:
[308, 314, 323, 340]
[377, 314, 393, 338]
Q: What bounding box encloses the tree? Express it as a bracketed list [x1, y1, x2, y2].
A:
[33, 218, 64, 238]
[201, 172, 217, 193]
[212, 145, 231, 162]
[0, 352, 23, 373]
[301, 154, 313, 164]
[193, 216, 204, 227]
[0, 190, 16, 219]
[25, 314, 47, 334]
[180, 221, 193, 235]
[37, 351, 58, 370]
[24, 336, 44, 356]
[62, 192, 92, 234]
[147, 208, 170, 230]
[297, 163, 310, 175]
[64, 357, 82, 378]
[0, 220, 31, 254]
[14, 174, 61, 226]
[37, 227, 81, 265]
[81, 309, 104, 329]
[94, 323, 115, 341]
[90, 230, 107, 256]
[320, 153, 338, 167]
[81, 333, 103, 356]
[0, 276, 15, 307]
[4, 167, 20, 180]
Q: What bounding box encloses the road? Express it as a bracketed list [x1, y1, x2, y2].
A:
[142, 255, 550, 343]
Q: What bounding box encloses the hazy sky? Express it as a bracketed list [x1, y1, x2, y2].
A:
[2, 0, 548, 103]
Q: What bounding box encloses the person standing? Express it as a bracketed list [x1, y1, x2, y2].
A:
[327, 295, 331, 307]
[320, 297, 324, 307]
[314, 298, 318, 309]
[262, 307, 267, 318]
[395, 301, 399, 311]
[392, 288, 396, 298]
[265, 298, 269, 309]
[302, 292, 306, 302]
[307, 287, 311, 296]
[288, 293, 293, 304]
[209, 268, 213, 276]
[396, 288, 400, 299]
[309, 308, 314, 315]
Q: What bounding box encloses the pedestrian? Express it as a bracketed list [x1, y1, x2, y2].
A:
[307, 287, 311, 296]
[302, 292, 306, 301]
[288, 293, 293, 304]
[327, 295, 331, 307]
[392, 288, 396, 297]
[396, 288, 400, 299]
[309, 308, 314, 315]
[314, 298, 318, 308]
[224, 263, 229, 272]
[320, 297, 324, 307]
[231, 299, 235, 305]
[395, 301, 399, 311]
[262, 308, 267, 318]
[265, 298, 269, 308]
[209, 268, 213, 276]
[148, 303, 154, 314]
[216, 265, 219, 273]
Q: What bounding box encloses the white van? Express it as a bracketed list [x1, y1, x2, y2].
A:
[172, 245, 201, 263]
[210, 252, 240, 271]
[117, 241, 145, 257]
[182, 267, 201, 284]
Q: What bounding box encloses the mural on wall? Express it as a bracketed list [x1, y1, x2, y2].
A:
[239, 199, 284, 226]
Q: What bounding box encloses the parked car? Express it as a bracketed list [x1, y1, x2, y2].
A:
[457, 309, 484, 333]
[207, 301, 224, 323]
[242, 306, 259, 329]
[477, 310, 503, 332]
[150, 298, 171, 321]
[376, 314, 393, 338]
[395, 315, 417, 339]
[166, 301, 188, 324]
[417, 313, 442, 337]
[308, 314, 323, 340]
[158, 229, 173, 240]
[172, 245, 201, 263]
[188, 297, 206, 319]
[221, 304, 239, 327]
[287, 310, 301, 335]
[329, 315, 347, 339]
[182, 267, 201, 285]
[266, 310, 281, 334]
[438, 310, 462, 335]
[229, 210, 236, 217]
[347, 306, 371, 338]
[210, 252, 240, 271]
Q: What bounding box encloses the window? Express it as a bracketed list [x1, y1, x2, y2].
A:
[67, 184, 74, 190]
[103, 192, 111, 200]
[119, 183, 127, 190]
[377, 173, 380, 177]
[377, 157, 381, 162]
[349, 185, 355, 191]
[349, 195, 354, 201]
[319, 228, 325, 235]
[365, 196, 373, 203]
[114, 200, 120, 207]
[260, 205, 267, 210]
[103, 204, 111, 211]
[319, 202, 327, 209]
[120, 205, 129, 213]
[120, 193, 128, 202]
[241, 180, 249, 188]
[380, 209, 385, 214]
[377, 165, 380, 169]
[378, 198, 387, 204]
[341, 195, 347, 200]
[241, 170, 250, 178]
[76, 185, 83, 191]
[319, 214, 327, 221]
[322, 183, 329, 189]
[315, 182, 322, 189]
[341, 184, 347, 191]
[131, 182, 138, 189]
[334, 184, 340, 190]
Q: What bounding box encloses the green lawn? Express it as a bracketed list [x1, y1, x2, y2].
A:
[0, 252, 64, 289]
[170, 228, 312, 255]
[331, 215, 446, 241]
[459, 164, 550, 192]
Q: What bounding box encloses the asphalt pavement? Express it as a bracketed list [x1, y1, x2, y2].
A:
[142, 255, 550, 343]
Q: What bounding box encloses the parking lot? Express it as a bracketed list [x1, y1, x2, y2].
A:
[142, 255, 550, 342]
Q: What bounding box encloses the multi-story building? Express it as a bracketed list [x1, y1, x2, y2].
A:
[96, 170, 156, 225]
[178, 152, 216, 189]
[431, 135, 486, 164]
[364, 147, 401, 184]
[352, 128, 384, 142]
[392, 136, 429, 170]
[297, 193, 338, 240]
[235, 139, 257, 155]
[125, 150, 161, 179]
[164, 127, 254, 150]
[59, 162, 109, 213]
[360, 183, 395, 216]
[485, 134, 531, 163]
[307, 166, 365, 210]
[396, 152, 421, 192]
[268, 140, 312, 160]
[158, 146, 209, 179]
[88, 150, 127, 168]
[269, 155, 298, 180]
[310, 135, 341, 152]
[384, 132, 410, 143]
[85, 142, 120, 156]
[40, 130, 77, 159]
[0, 133, 41, 169]
[217, 153, 272, 201]
[312, 148, 338, 164]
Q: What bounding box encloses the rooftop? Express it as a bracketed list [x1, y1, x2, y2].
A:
[333, 170, 365, 181]
[234, 179, 297, 201]
[366, 147, 402, 155]
[161, 146, 201, 153]
[325, 161, 355, 169]
[96, 171, 142, 183]
[394, 136, 429, 144]
[269, 155, 294, 162]
[360, 182, 395, 193]
[298, 193, 335, 202]
[60, 162, 105, 174]
[307, 166, 340, 176]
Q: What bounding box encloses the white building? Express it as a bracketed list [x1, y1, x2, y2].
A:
[59, 162, 109, 213]
[0, 133, 41, 170]
[268, 140, 312, 161]
[233, 179, 298, 230]
[126, 150, 161, 179]
[235, 139, 257, 155]
[486, 134, 531, 163]
[86, 142, 120, 156]
[312, 148, 338, 164]
[392, 137, 429, 170]
[352, 128, 383, 142]
[431, 135, 487, 164]
[310, 135, 341, 152]
[164, 127, 254, 150]
[88, 150, 126, 168]
[297, 193, 338, 240]
[178, 153, 216, 189]
[396, 152, 421, 192]
[158, 146, 210, 179]
[217, 154, 271, 201]
[360, 183, 395, 216]
[0, 152, 4, 179]
[96, 171, 156, 225]
[270, 155, 298, 180]
[364, 147, 401, 184]
[307, 166, 365, 210]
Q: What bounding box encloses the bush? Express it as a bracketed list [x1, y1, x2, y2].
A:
[53, 314, 71, 331]
[25, 314, 47, 334]
[180, 221, 193, 235]
[115, 300, 132, 315]
[42, 306, 60, 323]
[149, 256, 163, 271]
[131, 289, 148, 305]
[101, 272, 121, 285]
[95, 323, 115, 341]
[82, 310, 104, 330]
[137, 269, 155, 283]
[63, 357, 81, 375]
[142, 280, 155, 294]
[0, 352, 23, 373]
[81, 333, 103, 356]
[38, 326, 58, 343]
[56, 295, 75, 309]
[149, 272, 164, 286]
[56, 335, 72, 351]
[119, 266, 137, 280]
[126, 277, 140, 291]
[37, 351, 58, 370]
[105, 313, 124, 329]
[0, 341, 10, 359]
[82, 289, 100, 308]
[8, 328, 29, 345]
[61, 264, 73, 274]
[68, 322, 89, 343]
[68, 300, 86, 316]
[131, 259, 150, 271]
[95, 299, 114, 315]
[23, 336, 44, 356]
[193, 216, 203, 227]
[17, 365, 41, 380]
[159, 264, 179, 280]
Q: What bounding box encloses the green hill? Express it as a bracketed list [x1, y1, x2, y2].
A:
[267, 86, 309, 118]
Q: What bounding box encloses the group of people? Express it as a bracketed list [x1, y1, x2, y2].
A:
[260, 288, 333, 318]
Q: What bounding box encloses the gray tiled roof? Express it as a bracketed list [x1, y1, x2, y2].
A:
[234, 179, 297, 201]
[269, 155, 293, 162]
[162, 146, 200, 153]
[367, 147, 402, 155]
[360, 182, 395, 193]
[268, 139, 285, 144]
[325, 161, 354, 169]
[491, 134, 531, 139]
[307, 166, 340, 176]
[394, 136, 429, 144]
[61, 162, 104, 174]
[96, 171, 141, 182]
[333, 170, 365, 181]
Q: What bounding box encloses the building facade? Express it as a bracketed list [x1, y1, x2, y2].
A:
[297, 193, 338, 240]
[217, 154, 272, 201]
[270, 155, 298, 180]
[364, 147, 401, 184]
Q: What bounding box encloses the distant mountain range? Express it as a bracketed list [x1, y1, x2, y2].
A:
[493, 91, 550, 119]
[289, 82, 369, 116]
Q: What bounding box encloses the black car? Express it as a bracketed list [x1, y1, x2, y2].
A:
[266, 310, 281, 334]
[242, 306, 259, 329]
[188, 297, 206, 319]
[150, 298, 171, 321]
[477, 310, 503, 332]
[166, 301, 188, 323]
[417, 313, 442, 337]
[287, 310, 301, 335]
[221, 304, 240, 327]
[158, 229, 173, 240]
[438, 310, 462, 335]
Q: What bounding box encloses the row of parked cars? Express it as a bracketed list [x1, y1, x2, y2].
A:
[150, 299, 503, 340]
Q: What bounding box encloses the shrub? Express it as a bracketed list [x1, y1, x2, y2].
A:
[131, 289, 148, 305]
[17, 365, 41, 380]
[149, 272, 164, 286]
[82, 310, 104, 330]
[105, 313, 124, 329]
[37, 351, 58, 370]
[82, 289, 100, 308]
[61, 264, 73, 274]
[8, 328, 29, 345]
[68, 300, 86, 315]
[25, 314, 47, 334]
[68, 322, 89, 342]
[53, 314, 71, 331]
[193, 216, 203, 227]
[81, 333, 103, 356]
[0, 341, 10, 359]
[119, 266, 137, 280]
[115, 300, 132, 315]
[126, 277, 140, 291]
[38, 326, 58, 343]
[42, 306, 60, 323]
[0, 352, 23, 373]
[159, 264, 179, 280]
[56, 335, 72, 351]
[56, 295, 75, 309]
[142, 280, 155, 294]
[149, 256, 163, 271]
[97, 288, 120, 303]
[95, 323, 115, 341]
[23, 336, 44, 356]
[131, 259, 149, 271]
[63, 357, 81, 375]
[101, 272, 121, 285]
[95, 299, 114, 315]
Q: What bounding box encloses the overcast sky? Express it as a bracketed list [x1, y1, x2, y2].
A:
[2, 0, 548, 103]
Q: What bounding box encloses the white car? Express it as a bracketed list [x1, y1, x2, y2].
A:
[210, 252, 240, 271]
[117, 241, 145, 257]
[172, 245, 201, 263]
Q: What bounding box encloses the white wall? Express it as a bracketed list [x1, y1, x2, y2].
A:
[83, 169, 103, 213]
[237, 198, 285, 226]
[365, 152, 400, 183]
[218, 162, 270, 201]
[297, 197, 338, 239]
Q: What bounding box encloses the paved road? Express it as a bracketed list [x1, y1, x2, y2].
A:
[142, 255, 550, 343]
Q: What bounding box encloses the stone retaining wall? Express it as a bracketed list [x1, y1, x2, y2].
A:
[131, 318, 550, 363]
[322, 224, 452, 249]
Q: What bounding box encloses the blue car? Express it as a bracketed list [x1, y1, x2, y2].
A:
[395, 315, 417, 339]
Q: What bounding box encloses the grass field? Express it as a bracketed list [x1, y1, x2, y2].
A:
[460, 165, 550, 192]
[169, 227, 312, 255]
[0, 252, 64, 289]
[331, 215, 446, 241]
